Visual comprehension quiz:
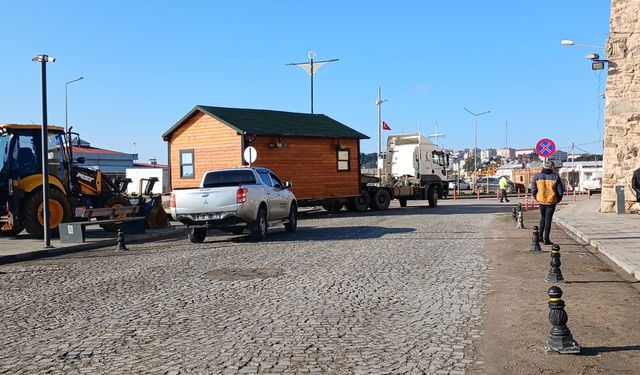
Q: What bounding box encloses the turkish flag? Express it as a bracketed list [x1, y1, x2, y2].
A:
[382, 121, 391, 130]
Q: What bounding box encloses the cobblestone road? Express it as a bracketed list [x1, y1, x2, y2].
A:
[0, 201, 496, 374]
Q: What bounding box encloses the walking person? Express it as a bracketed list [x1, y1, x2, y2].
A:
[499, 175, 510, 202]
[531, 160, 564, 245]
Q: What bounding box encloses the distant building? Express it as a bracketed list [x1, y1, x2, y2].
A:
[554, 149, 568, 162]
[515, 148, 534, 157]
[126, 159, 169, 195]
[497, 147, 515, 161]
[480, 148, 497, 162]
[70, 137, 138, 180]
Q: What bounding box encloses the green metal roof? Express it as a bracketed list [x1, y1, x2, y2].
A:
[162, 105, 369, 140]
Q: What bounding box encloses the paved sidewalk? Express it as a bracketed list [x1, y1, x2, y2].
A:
[554, 196, 640, 280]
[0, 223, 186, 264]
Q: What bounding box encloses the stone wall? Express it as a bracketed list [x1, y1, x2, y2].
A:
[602, 0, 640, 213]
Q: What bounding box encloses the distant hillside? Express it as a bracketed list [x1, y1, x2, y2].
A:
[360, 153, 377, 169]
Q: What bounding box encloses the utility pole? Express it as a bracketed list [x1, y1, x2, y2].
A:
[376, 87, 388, 182]
[571, 142, 575, 190]
[505, 121, 508, 148]
[286, 51, 339, 114]
[428, 121, 445, 145]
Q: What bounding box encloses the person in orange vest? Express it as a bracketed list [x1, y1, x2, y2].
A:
[531, 160, 564, 245]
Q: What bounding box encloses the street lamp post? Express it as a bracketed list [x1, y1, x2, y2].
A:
[464, 108, 490, 189]
[32, 54, 56, 248]
[65, 76, 84, 134]
[287, 51, 339, 114]
[560, 40, 604, 49]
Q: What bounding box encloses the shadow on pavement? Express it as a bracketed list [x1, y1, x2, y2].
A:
[231, 226, 415, 242]
[300, 203, 516, 220]
[580, 345, 640, 356]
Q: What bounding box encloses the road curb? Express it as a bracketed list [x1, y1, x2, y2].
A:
[554, 216, 640, 280]
[0, 228, 186, 266]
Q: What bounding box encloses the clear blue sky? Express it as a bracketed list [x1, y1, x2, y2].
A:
[2, 1, 610, 163]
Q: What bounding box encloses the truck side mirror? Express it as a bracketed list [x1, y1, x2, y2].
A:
[76, 157, 86, 164]
[284, 181, 292, 189]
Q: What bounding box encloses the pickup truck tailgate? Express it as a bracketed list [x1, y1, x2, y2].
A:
[173, 187, 239, 216]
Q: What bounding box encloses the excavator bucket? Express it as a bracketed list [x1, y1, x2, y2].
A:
[145, 200, 169, 229]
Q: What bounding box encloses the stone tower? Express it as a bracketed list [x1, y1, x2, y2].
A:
[602, 0, 640, 213]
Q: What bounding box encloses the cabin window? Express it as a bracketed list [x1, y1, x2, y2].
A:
[337, 148, 350, 172]
[180, 149, 194, 178]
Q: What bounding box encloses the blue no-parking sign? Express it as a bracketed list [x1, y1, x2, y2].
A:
[536, 138, 556, 158]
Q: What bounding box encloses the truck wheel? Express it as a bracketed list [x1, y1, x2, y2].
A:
[348, 190, 371, 211]
[188, 228, 206, 243]
[428, 186, 438, 207]
[399, 198, 408, 207]
[284, 204, 298, 233]
[370, 189, 391, 210]
[22, 188, 71, 238]
[100, 195, 132, 232]
[250, 207, 268, 241]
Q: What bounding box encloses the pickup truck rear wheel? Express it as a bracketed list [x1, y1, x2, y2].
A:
[284, 204, 297, 233]
[188, 228, 206, 243]
[250, 207, 268, 241]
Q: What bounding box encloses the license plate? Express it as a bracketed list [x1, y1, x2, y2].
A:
[196, 213, 221, 220]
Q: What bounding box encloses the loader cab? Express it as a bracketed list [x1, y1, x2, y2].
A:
[0, 125, 69, 193]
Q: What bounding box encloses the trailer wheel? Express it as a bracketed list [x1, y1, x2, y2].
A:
[427, 186, 438, 207]
[348, 190, 371, 211]
[399, 198, 408, 207]
[188, 228, 206, 243]
[370, 189, 391, 210]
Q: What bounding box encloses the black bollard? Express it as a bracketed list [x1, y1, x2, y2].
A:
[545, 244, 564, 282]
[529, 225, 541, 252]
[116, 228, 128, 251]
[512, 207, 518, 221]
[544, 286, 581, 354]
[516, 211, 525, 229]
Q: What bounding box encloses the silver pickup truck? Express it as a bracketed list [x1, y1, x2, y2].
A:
[170, 167, 298, 243]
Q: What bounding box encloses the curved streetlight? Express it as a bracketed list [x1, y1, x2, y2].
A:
[286, 51, 339, 114]
[560, 39, 604, 49]
[464, 108, 490, 187]
[65, 76, 84, 134]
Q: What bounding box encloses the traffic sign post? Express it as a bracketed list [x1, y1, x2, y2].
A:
[536, 138, 556, 159]
[243, 146, 257, 167]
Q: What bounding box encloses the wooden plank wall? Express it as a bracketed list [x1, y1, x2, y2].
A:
[251, 137, 360, 200]
[169, 112, 241, 189]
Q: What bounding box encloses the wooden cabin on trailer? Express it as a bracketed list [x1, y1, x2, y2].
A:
[161, 105, 369, 206]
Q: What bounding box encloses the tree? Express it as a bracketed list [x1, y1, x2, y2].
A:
[463, 158, 480, 173]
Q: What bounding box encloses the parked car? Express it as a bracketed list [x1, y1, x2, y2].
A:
[170, 167, 298, 243]
[582, 176, 602, 191]
[473, 177, 525, 194]
[448, 179, 471, 190]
